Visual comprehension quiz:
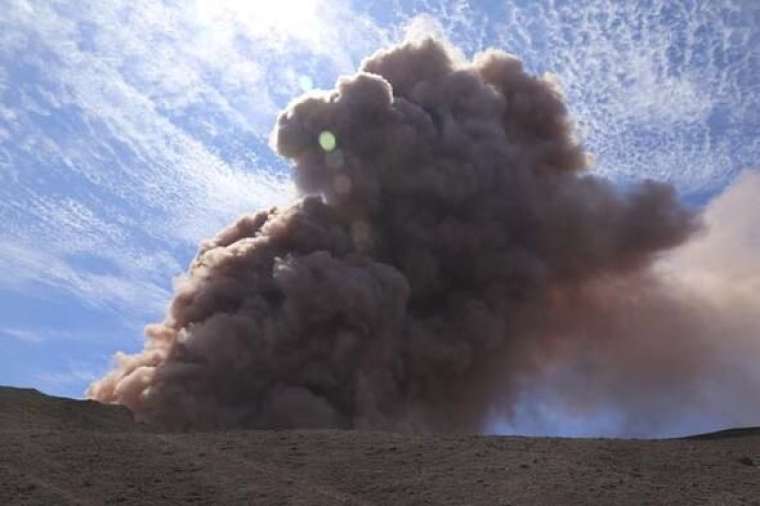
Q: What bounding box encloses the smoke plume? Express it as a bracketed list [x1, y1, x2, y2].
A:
[89, 38, 759, 434]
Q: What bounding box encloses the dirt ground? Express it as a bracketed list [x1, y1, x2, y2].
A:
[1, 386, 759, 505]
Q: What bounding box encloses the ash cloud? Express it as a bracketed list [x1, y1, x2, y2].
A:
[497, 171, 760, 437]
[89, 38, 758, 434]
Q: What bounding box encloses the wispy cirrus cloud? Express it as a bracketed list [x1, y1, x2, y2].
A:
[490, 0, 760, 191]
[0, 0, 387, 318]
[1, 327, 45, 344]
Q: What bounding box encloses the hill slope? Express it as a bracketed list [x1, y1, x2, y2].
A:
[1, 386, 758, 505]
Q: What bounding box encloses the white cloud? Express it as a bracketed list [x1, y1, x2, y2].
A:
[0, 0, 404, 327]
[0, 327, 45, 344]
[0, 0, 326, 317]
[0, 239, 171, 318]
[491, 0, 759, 191]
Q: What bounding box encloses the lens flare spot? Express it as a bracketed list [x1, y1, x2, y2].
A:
[319, 130, 337, 152]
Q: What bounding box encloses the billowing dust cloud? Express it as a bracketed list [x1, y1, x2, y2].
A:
[88, 38, 760, 434]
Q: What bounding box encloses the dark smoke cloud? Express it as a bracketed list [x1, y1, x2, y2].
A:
[89, 38, 757, 434]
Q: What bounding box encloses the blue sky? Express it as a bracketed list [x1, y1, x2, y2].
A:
[0, 0, 758, 433]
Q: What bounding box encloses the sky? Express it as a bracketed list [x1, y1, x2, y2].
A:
[0, 0, 758, 434]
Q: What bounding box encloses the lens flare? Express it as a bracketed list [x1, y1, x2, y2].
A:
[319, 130, 337, 152]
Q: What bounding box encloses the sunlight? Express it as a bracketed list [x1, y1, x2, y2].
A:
[196, 0, 324, 41]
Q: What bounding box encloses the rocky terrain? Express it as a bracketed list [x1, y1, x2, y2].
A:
[1, 386, 759, 505]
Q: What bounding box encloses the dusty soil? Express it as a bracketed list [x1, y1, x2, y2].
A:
[1, 386, 759, 505]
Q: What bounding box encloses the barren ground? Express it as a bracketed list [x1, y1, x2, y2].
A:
[1, 386, 759, 505]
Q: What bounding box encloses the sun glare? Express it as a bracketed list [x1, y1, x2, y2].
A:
[196, 0, 324, 41]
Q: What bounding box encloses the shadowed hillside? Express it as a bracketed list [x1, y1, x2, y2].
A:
[0, 386, 141, 433]
[1, 386, 759, 505]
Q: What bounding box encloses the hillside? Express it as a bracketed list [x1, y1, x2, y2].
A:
[1, 386, 758, 505]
